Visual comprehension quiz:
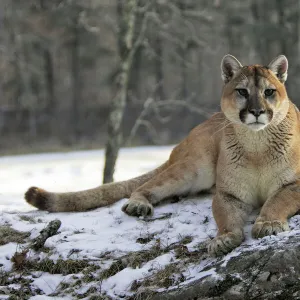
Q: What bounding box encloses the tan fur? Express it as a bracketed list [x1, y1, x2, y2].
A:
[25, 55, 300, 256]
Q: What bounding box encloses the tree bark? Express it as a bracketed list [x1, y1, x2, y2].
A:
[40, 0, 56, 136]
[275, 0, 287, 53]
[154, 33, 165, 101]
[44, 48, 55, 135]
[103, 0, 138, 183]
[153, 2, 165, 101]
[70, 13, 81, 143]
[178, 1, 188, 101]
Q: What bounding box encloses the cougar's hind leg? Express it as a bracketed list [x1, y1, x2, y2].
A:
[122, 159, 210, 217]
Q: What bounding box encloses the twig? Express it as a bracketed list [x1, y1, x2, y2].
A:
[11, 219, 62, 269]
[30, 219, 61, 251]
[127, 97, 210, 145]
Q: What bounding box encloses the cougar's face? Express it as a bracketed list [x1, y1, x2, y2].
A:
[220, 55, 289, 132]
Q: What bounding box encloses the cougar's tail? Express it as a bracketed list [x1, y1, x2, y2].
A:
[25, 162, 168, 212]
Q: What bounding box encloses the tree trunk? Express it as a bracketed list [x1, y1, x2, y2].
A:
[103, 0, 138, 183]
[275, 0, 287, 56]
[298, 0, 300, 58]
[40, 0, 55, 136]
[70, 14, 81, 143]
[154, 33, 165, 101]
[178, 1, 188, 101]
[153, 2, 165, 101]
[44, 48, 55, 135]
[251, 0, 269, 63]
[7, 28, 22, 107]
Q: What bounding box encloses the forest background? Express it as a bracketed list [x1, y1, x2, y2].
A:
[0, 0, 297, 181]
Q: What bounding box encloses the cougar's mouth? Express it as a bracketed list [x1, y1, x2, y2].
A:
[246, 121, 267, 131]
[248, 121, 265, 125]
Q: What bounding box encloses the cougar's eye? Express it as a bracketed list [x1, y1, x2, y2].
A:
[236, 89, 248, 97]
[264, 89, 275, 97]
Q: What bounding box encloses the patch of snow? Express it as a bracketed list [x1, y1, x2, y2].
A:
[32, 273, 65, 295]
[0, 243, 16, 271]
[220, 250, 242, 267]
[183, 261, 221, 285]
[29, 296, 72, 300]
[103, 252, 175, 298]
[0, 146, 171, 213]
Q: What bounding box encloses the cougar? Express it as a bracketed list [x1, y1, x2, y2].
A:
[25, 54, 300, 256]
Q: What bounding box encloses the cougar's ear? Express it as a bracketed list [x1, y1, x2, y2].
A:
[268, 55, 288, 83]
[221, 54, 243, 83]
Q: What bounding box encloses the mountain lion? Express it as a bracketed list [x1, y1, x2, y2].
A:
[25, 55, 300, 256]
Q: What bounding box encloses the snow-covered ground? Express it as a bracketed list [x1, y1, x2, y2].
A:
[1, 146, 300, 299]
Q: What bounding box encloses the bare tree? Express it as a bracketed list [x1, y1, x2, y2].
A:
[103, 0, 140, 183]
[70, 7, 82, 143]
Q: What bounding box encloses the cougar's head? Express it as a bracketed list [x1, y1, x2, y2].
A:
[220, 54, 289, 131]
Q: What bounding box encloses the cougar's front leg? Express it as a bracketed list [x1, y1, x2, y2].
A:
[252, 181, 300, 238]
[122, 159, 212, 217]
[208, 192, 252, 256]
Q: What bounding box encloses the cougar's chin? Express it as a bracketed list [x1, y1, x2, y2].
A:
[246, 122, 267, 131]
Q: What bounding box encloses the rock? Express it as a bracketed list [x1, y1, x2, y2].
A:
[150, 233, 300, 300]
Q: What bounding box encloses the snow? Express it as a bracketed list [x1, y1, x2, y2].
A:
[0, 146, 171, 212]
[0, 243, 16, 271]
[1, 146, 300, 298]
[32, 273, 65, 295]
[101, 252, 177, 297]
[29, 296, 71, 300]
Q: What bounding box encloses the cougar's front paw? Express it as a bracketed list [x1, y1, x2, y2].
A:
[122, 200, 153, 217]
[252, 220, 289, 239]
[208, 232, 243, 257]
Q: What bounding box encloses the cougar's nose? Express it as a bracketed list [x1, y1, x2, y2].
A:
[248, 108, 265, 117]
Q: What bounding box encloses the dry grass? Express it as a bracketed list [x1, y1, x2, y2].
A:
[24, 258, 97, 275]
[4, 256, 101, 299]
[0, 272, 39, 299]
[99, 235, 193, 280]
[144, 264, 184, 288]
[0, 225, 30, 246]
[18, 215, 41, 224]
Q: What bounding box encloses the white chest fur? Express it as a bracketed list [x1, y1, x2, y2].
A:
[216, 126, 296, 208]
